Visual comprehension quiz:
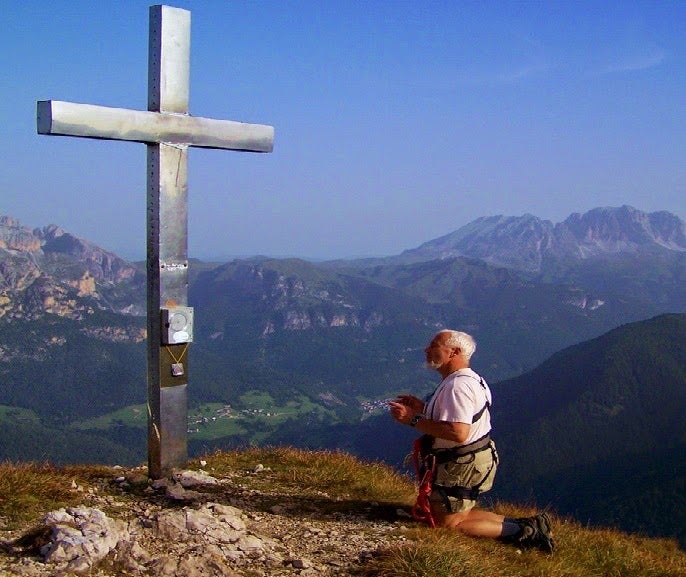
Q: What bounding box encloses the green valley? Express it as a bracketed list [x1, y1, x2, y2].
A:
[68, 392, 341, 444]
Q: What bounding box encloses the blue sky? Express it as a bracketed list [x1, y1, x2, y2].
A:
[2, 0, 684, 260]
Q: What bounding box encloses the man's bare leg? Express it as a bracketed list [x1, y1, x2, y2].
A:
[432, 507, 520, 538]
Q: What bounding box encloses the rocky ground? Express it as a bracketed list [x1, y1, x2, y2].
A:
[0, 465, 415, 577]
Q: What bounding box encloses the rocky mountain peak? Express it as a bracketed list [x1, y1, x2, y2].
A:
[38, 223, 67, 240]
[560, 205, 686, 255]
[0, 215, 145, 319]
[399, 206, 685, 273]
[0, 216, 42, 253]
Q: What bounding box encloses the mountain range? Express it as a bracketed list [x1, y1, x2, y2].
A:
[1, 206, 685, 543]
[1, 205, 683, 416]
[389, 205, 685, 271]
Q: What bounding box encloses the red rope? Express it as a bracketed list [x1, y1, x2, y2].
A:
[411, 437, 436, 528]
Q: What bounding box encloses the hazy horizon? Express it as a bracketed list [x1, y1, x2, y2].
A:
[4, 203, 682, 264]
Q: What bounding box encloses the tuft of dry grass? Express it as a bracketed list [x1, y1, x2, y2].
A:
[0, 461, 116, 529]
[365, 509, 686, 577]
[203, 445, 416, 504]
[0, 462, 75, 528]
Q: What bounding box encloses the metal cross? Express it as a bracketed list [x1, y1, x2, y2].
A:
[37, 5, 274, 478]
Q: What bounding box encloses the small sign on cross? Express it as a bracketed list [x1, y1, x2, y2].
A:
[37, 5, 274, 478]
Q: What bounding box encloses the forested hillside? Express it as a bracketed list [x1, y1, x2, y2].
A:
[490, 313, 686, 546]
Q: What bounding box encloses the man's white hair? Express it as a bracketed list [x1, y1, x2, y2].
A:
[437, 330, 476, 361]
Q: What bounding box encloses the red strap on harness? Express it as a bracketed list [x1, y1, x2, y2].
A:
[411, 437, 436, 527]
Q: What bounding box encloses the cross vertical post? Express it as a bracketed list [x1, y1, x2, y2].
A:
[146, 5, 191, 479]
[36, 4, 274, 479]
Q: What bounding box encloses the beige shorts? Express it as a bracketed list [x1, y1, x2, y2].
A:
[428, 442, 498, 513]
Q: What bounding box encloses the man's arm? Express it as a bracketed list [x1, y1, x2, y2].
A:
[388, 401, 470, 443]
[412, 417, 470, 443]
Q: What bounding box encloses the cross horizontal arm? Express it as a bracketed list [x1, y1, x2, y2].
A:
[37, 100, 274, 152]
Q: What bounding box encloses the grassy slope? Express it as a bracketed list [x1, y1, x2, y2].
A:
[1, 448, 684, 577]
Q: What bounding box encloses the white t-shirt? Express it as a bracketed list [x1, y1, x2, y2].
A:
[424, 368, 492, 449]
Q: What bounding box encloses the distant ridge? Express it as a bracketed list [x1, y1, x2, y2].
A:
[396, 206, 686, 272]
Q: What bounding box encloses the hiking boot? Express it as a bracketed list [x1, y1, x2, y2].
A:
[510, 517, 539, 547]
[509, 516, 554, 553]
[533, 512, 555, 553]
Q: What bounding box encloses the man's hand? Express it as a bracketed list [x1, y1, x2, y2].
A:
[388, 400, 417, 425]
[392, 394, 425, 413]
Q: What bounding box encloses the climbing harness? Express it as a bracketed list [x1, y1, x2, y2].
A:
[411, 432, 497, 525]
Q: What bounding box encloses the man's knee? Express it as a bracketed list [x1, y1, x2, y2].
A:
[432, 508, 469, 529]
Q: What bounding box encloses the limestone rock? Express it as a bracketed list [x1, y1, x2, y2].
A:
[174, 468, 219, 487]
[40, 507, 129, 572]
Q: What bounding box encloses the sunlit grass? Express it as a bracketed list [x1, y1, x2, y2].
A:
[365, 511, 686, 577]
[203, 445, 416, 504]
